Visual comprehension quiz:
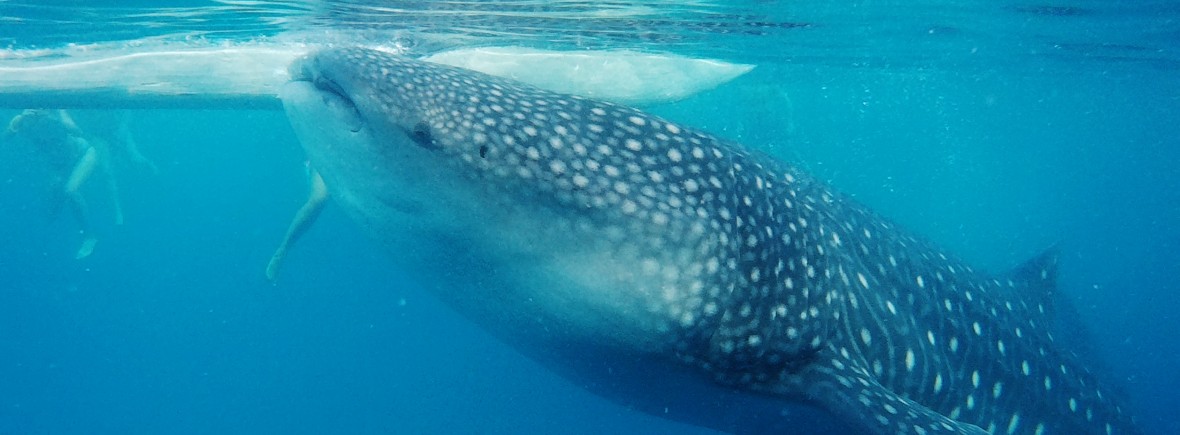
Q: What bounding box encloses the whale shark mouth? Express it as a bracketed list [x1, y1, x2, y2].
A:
[288, 55, 364, 133]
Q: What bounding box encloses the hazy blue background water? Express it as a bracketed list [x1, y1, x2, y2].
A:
[1, 1, 1177, 434]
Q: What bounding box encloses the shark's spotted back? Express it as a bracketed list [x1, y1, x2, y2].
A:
[281, 47, 1140, 434]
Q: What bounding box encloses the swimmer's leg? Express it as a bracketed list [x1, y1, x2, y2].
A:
[117, 113, 159, 175]
[97, 146, 124, 225]
[65, 143, 99, 259]
[267, 169, 329, 282]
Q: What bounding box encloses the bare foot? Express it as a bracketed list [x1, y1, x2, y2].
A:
[76, 236, 98, 259]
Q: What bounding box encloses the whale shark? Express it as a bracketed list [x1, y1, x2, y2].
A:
[279, 47, 1140, 434]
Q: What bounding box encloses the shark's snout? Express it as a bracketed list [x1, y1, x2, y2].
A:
[282, 55, 363, 134]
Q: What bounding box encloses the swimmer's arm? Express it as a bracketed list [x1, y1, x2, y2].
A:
[4, 112, 24, 138]
[56, 110, 85, 137]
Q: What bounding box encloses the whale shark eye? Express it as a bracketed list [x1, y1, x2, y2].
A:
[479, 145, 488, 158]
[409, 122, 439, 150]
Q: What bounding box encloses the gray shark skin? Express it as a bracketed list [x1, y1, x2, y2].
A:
[279, 47, 1139, 435]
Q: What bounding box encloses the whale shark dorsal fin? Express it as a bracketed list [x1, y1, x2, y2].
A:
[1007, 246, 1060, 319]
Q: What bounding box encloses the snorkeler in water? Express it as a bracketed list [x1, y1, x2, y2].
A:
[3, 109, 157, 259]
[100, 111, 160, 177]
[266, 164, 329, 282]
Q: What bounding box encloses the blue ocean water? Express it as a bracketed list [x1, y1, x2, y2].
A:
[1, 1, 1177, 434]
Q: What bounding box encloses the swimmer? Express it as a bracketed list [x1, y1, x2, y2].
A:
[266, 165, 329, 282]
[100, 111, 160, 177]
[4, 109, 154, 259]
[80, 111, 161, 226]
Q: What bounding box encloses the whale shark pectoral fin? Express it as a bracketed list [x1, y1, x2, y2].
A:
[796, 355, 987, 435]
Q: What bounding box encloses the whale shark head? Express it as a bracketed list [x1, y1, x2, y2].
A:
[280, 47, 832, 365]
